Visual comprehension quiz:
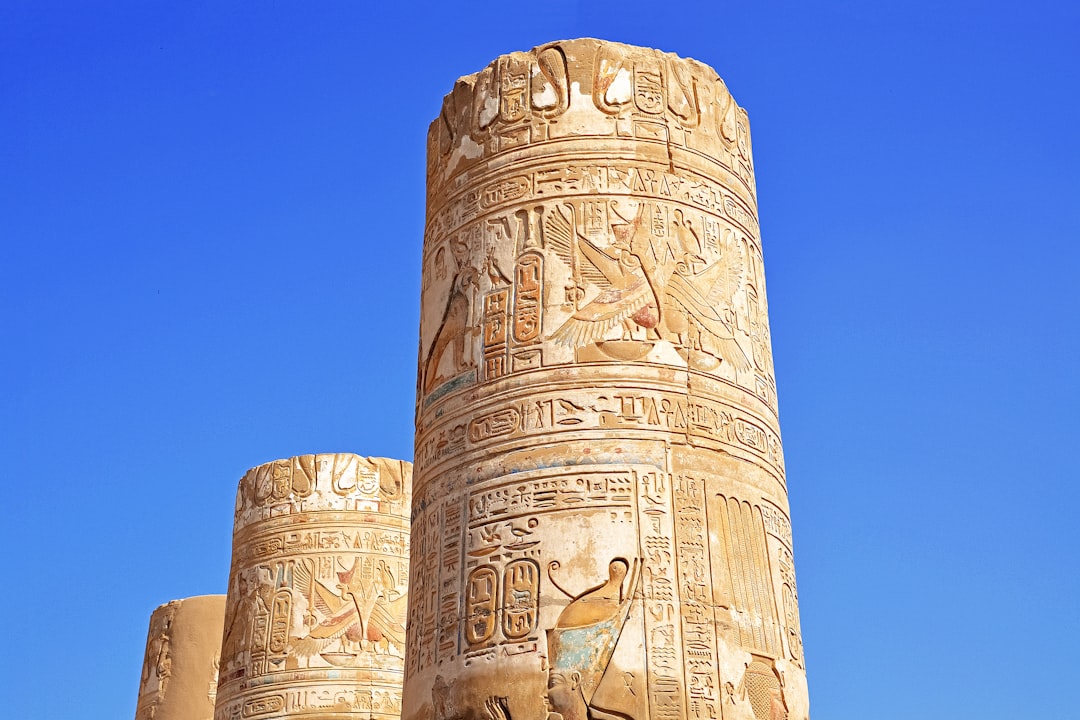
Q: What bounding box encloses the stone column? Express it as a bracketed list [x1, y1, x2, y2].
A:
[135, 594, 226, 720]
[407, 39, 808, 720]
[215, 454, 412, 720]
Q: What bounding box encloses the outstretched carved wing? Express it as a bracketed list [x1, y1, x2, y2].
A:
[306, 603, 361, 640]
[290, 559, 364, 656]
[293, 560, 346, 617]
[576, 235, 630, 287]
[702, 233, 746, 308]
[291, 600, 363, 657]
[367, 594, 408, 647]
[663, 233, 746, 332]
[543, 205, 607, 286]
[550, 279, 653, 348]
[665, 241, 752, 372]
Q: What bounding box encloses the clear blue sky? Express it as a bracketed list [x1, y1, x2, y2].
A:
[2, 2, 1077, 718]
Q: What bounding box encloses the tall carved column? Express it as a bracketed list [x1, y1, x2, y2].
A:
[135, 594, 226, 720]
[407, 40, 808, 720]
[215, 454, 412, 720]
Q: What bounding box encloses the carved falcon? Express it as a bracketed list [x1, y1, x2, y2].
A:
[547, 202, 751, 372]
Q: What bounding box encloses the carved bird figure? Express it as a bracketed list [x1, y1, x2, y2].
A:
[290, 559, 367, 658]
[548, 202, 751, 372]
[546, 204, 661, 346]
[355, 561, 408, 653]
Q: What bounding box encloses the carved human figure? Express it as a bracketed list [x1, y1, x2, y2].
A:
[545, 671, 588, 720]
[544, 559, 638, 720]
[741, 659, 788, 720]
[424, 240, 478, 392]
[550, 558, 631, 628]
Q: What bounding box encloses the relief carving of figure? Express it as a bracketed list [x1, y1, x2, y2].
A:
[470, 559, 641, 720]
[549, 200, 750, 372]
[220, 569, 268, 678]
[739, 659, 788, 720]
[423, 239, 478, 393]
[292, 557, 407, 666]
[543, 558, 640, 720]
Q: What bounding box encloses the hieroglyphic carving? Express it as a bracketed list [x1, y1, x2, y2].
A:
[408, 40, 809, 720]
[512, 252, 543, 345]
[482, 288, 510, 381]
[429, 43, 754, 204]
[407, 466, 640, 682]
[429, 162, 761, 251]
[137, 600, 180, 720]
[437, 493, 467, 665]
[465, 566, 499, 647]
[406, 493, 442, 676]
[135, 596, 226, 720]
[777, 547, 803, 668]
[759, 503, 802, 668]
[423, 239, 479, 395]
[423, 384, 785, 481]
[673, 476, 721, 720]
[421, 163, 774, 417]
[503, 559, 540, 640]
[215, 455, 411, 720]
[638, 470, 687, 720]
[545, 555, 639, 720]
[534, 46, 569, 120]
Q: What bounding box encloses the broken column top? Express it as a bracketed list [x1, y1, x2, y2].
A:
[427, 38, 755, 208]
[135, 594, 226, 720]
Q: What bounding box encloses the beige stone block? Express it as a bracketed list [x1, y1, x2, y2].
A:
[135, 594, 226, 720]
[215, 454, 412, 720]
[407, 39, 807, 720]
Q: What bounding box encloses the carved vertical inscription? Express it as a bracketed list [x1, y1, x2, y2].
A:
[465, 566, 498, 646]
[438, 494, 467, 663]
[638, 470, 687, 720]
[482, 289, 509, 381]
[673, 476, 720, 720]
[409, 39, 809, 720]
[512, 252, 543, 344]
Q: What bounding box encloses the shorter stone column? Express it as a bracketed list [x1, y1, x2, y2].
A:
[135, 594, 226, 720]
[215, 454, 412, 720]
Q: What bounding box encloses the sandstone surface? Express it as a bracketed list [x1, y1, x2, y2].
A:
[136, 594, 226, 720]
[407, 39, 807, 720]
[215, 454, 412, 720]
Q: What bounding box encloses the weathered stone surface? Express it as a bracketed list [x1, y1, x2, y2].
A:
[215, 454, 412, 720]
[407, 39, 807, 720]
[135, 594, 226, 720]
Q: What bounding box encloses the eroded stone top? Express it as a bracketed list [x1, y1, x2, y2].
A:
[428, 38, 755, 204]
[233, 453, 412, 527]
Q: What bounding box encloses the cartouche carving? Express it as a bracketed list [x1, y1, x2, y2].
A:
[407, 39, 808, 720]
[215, 454, 411, 720]
[135, 595, 226, 720]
